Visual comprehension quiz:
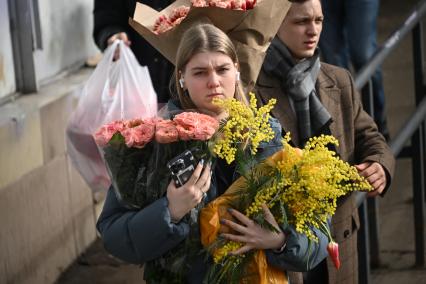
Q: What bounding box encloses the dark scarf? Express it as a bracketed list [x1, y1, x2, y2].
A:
[263, 38, 332, 145]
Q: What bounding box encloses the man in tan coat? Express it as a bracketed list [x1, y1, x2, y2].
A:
[255, 0, 395, 283]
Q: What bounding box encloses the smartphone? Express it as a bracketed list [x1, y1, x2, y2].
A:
[167, 150, 197, 187]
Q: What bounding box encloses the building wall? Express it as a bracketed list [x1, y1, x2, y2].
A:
[34, 0, 98, 84]
[0, 0, 104, 282]
[0, 69, 98, 284]
[0, 0, 16, 99]
[0, 0, 99, 99]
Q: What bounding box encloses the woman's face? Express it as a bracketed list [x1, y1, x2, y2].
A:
[181, 51, 237, 117]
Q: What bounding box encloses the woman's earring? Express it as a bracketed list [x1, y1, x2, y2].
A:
[179, 77, 185, 89]
[235, 71, 240, 82]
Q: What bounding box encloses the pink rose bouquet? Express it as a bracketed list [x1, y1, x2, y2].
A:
[94, 112, 219, 208]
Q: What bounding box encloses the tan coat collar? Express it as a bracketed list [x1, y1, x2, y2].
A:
[256, 65, 342, 147]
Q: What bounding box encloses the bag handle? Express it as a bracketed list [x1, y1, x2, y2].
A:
[99, 40, 125, 118]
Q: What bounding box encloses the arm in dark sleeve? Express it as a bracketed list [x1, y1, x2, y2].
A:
[265, 225, 329, 272]
[96, 187, 190, 264]
[93, 0, 131, 50]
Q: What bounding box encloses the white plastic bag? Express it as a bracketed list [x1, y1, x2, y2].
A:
[66, 40, 158, 195]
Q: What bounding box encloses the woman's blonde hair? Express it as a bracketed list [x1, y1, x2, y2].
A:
[172, 23, 248, 109]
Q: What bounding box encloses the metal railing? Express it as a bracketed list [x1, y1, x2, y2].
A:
[353, 0, 426, 283]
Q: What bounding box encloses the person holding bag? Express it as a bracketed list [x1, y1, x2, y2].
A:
[97, 23, 329, 283]
[93, 0, 174, 104]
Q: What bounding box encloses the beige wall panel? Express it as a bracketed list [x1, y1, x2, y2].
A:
[0, 111, 43, 189]
[0, 156, 89, 284]
[66, 156, 97, 254]
[40, 95, 72, 164]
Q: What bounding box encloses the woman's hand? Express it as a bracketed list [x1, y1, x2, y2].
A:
[167, 161, 211, 222]
[221, 204, 286, 254]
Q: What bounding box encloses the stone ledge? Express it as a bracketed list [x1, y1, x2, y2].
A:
[0, 67, 93, 189]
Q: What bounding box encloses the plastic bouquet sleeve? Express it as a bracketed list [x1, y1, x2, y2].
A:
[128, 0, 291, 90]
[93, 111, 219, 209]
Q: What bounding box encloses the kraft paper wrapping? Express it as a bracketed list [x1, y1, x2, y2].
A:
[129, 0, 291, 90]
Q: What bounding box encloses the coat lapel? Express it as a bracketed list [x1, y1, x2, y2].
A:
[316, 65, 342, 139]
[256, 65, 343, 147]
[256, 70, 301, 145]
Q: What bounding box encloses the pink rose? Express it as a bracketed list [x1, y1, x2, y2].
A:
[169, 6, 190, 24]
[173, 112, 219, 141]
[121, 120, 155, 148]
[193, 124, 217, 140]
[124, 118, 144, 128]
[231, 0, 247, 10]
[191, 0, 208, 7]
[173, 112, 201, 128]
[245, 0, 256, 9]
[153, 15, 173, 34]
[209, 0, 232, 9]
[93, 120, 126, 146]
[155, 119, 179, 143]
[175, 124, 194, 141]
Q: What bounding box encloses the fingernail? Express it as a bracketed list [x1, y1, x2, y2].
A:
[227, 208, 233, 213]
[199, 159, 204, 165]
[220, 219, 226, 225]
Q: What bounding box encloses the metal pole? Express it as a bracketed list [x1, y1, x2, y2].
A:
[358, 201, 371, 284]
[412, 126, 425, 267]
[367, 198, 380, 268]
[389, 98, 426, 155]
[360, 80, 381, 268]
[412, 21, 426, 267]
[361, 80, 375, 116]
[355, 0, 426, 90]
[412, 18, 426, 200]
[7, 0, 38, 93]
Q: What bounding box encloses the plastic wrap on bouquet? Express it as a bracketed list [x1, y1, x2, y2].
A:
[66, 40, 158, 194]
[103, 139, 213, 209]
[93, 111, 219, 209]
[129, 0, 291, 90]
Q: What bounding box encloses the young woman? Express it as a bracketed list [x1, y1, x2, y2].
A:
[97, 23, 328, 283]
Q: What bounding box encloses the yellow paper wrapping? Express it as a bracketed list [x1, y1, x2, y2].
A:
[199, 165, 288, 284]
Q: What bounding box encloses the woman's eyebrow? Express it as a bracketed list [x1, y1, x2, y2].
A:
[190, 63, 231, 71]
[190, 66, 208, 71]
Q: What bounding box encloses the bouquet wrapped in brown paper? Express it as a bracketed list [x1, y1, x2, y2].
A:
[129, 0, 291, 90]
